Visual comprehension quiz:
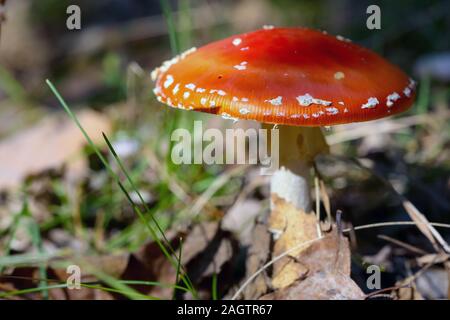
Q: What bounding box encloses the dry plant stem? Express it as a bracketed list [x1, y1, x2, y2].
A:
[0, 0, 5, 40]
[266, 124, 329, 212]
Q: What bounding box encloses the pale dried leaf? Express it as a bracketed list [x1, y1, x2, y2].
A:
[271, 259, 308, 289]
[222, 199, 261, 245]
[415, 268, 449, 299]
[181, 222, 220, 264]
[269, 196, 318, 258]
[297, 229, 351, 275]
[394, 280, 424, 300]
[261, 271, 365, 300]
[0, 110, 111, 189]
[241, 222, 271, 300]
[269, 196, 353, 292]
[269, 196, 318, 288]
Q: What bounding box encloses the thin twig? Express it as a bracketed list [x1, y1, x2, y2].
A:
[365, 285, 409, 299]
[348, 157, 450, 253]
[403, 200, 450, 253]
[0, 0, 5, 41]
[377, 234, 428, 256]
[346, 221, 450, 233]
[319, 178, 333, 224]
[314, 176, 322, 237]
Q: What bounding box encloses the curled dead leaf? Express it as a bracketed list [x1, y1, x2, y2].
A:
[261, 271, 365, 300]
[263, 197, 363, 299]
[0, 110, 111, 190]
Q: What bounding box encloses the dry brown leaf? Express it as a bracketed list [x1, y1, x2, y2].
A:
[297, 229, 351, 275]
[269, 196, 319, 257]
[261, 271, 365, 300]
[271, 229, 352, 290]
[222, 199, 262, 245]
[394, 280, 424, 300]
[123, 222, 238, 299]
[269, 195, 318, 288]
[271, 261, 308, 289]
[181, 222, 221, 264]
[50, 253, 129, 299]
[80, 253, 130, 279]
[120, 230, 182, 299]
[416, 267, 449, 299]
[240, 221, 272, 300]
[269, 196, 318, 288]
[264, 197, 363, 299]
[180, 222, 238, 299]
[0, 110, 111, 190]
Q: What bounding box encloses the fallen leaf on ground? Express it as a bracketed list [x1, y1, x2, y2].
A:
[261, 271, 365, 300]
[119, 230, 182, 299]
[394, 278, 424, 300]
[121, 222, 239, 299]
[0, 109, 111, 190]
[415, 268, 449, 299]
[264, 197, 364, 299]
[269, 196, 319, 289]
[239, 220, 272, 300]
[222, 199, 262, 245]
[180, 221, 238, 299]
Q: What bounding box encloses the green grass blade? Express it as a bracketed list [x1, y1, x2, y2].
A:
[0, 282, 157, 300]
[0, 284, 68, 299]
[0, 200, 29, 274]
[85, 266, 152, 300]
[103, 133, 196, 296]
[0, 251, 67, 268]
[28, 215, 49, 299]
[178, 0, 193, 51]
[159, 0, 180, 54]
[416, 75, 430, 115]
[46, 79, 197, 298]
[102, 132, 174, 250]
[212, 273, 218, 300]
[172, 237, 183, 299]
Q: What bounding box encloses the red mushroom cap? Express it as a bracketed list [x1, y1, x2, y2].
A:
[152, 27, 416, 126]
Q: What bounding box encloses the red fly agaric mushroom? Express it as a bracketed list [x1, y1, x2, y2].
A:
[151, 27, 416, 212]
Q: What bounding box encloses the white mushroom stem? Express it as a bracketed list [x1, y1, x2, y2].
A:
[264, 124, 329, 226]
[271, 164, 312, 211]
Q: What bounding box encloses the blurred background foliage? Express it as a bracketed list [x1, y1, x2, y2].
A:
[1, 0, 448, 107]
[0, 0, 449, 299]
